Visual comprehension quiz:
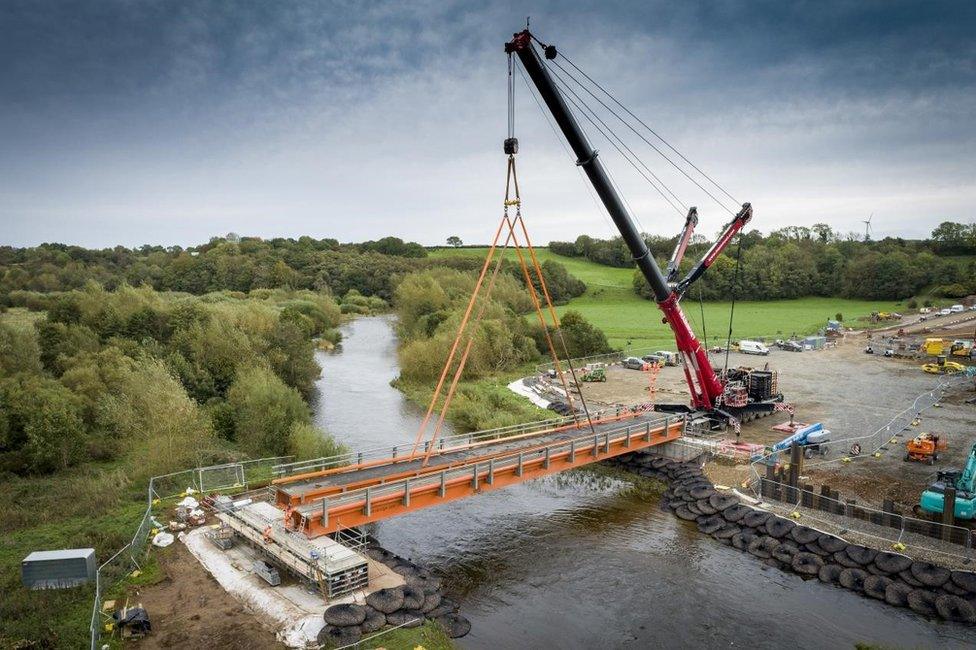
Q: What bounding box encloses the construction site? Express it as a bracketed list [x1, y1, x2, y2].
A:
[14, 16, 976, 650]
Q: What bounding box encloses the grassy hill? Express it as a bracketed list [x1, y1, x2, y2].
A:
[429, 247, 903, 350]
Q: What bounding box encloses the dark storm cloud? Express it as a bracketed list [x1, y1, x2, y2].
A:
[0, 1, 974, 247]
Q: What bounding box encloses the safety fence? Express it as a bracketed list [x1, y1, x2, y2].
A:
[753, 477, 975, 565]
[749, 371, 970, 484]
[273, 404, 646, 479]
[534, 350, 624, 374]
[88, 456, 293, 649]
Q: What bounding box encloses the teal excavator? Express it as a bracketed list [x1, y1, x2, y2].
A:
[918, 441, 976, 520]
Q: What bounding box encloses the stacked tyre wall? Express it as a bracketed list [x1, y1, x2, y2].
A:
[608, 451, 976, 625]
[317, 542, 470, 647]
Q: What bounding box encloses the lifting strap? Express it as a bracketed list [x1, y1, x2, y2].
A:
[410, 155, 592, 467]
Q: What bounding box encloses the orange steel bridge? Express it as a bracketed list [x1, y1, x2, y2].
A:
[270, 409, 684, 538]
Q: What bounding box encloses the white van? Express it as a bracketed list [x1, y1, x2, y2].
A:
[738, 340, 769, 356]
[951, 304, 965, 313]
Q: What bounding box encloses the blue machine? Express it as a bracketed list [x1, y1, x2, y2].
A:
[919, 442, 976, 520]
[771, 423, 831, 459]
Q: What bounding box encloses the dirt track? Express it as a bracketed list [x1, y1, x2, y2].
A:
[129, 542, 282, 649]
[577, 334, 976, 506]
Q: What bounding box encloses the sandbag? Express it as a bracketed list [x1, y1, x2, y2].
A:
[318, 624, 362, 646]
[713, 524, 741, 540]
[401, 585, 425, 610]
[863, 575, 892, 600]
[771, 540, 800, 564]
[873, 551, 912, 574]
[697, 515, 726, 535]
[708, 493, 739, 511]
[323, 603, 367, 626]
[360, 608, 386, 634]
[731, 530, 758, 551]
[885, 581, 912, 607]
[844, 545, 877, 565]
[366, 587, 405, 614]
[722, 504, 751, 523]
[742, 511, 772, 528]
[765, 517, 796, 539]
[791, 552, 825, 576]
[674, 505, 698, 521]
[839, 568, 868, 592]
[951, 570, 976, 594]
[910, 561, 951, 588]
[695, 499, 719, 515]
[748, 536, 780, 559]
[935, 594, 976, 623]
[817, 534, 847, 553]
[833, 550, 862, 569]
[386, 611, 423, 628]
[907, 589, 938, 617]
[789, 526, 820, 545]
[435, 613, 472, 638]
[818, 563, 843, 584]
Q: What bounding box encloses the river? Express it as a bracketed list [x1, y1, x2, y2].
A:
[313, 316, 973, 649]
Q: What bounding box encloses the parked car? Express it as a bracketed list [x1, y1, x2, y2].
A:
[641, 354, 665, 366]
[950, 304, 965, 313]
[738, 340, 769, 356]
[775, 339, 803, 352]
[919, 307, 932, 314]
[622, 356, 646, 370]
[939, 308, 952, 316]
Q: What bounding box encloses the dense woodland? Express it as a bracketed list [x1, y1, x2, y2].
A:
[550, 221, 976, 302]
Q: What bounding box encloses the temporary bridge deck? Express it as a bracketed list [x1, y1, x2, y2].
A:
[271, 409, 684, 538]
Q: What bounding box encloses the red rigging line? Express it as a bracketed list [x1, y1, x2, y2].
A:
[506, 29, 752, 413]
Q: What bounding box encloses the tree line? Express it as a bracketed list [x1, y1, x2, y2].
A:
[0, 284, 345, 478]
[551, 222, 976, 301]
[0, 235, 585, 307]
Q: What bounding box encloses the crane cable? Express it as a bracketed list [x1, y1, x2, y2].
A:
[722, 237, 744, 378]
[553, 51, 741, 212]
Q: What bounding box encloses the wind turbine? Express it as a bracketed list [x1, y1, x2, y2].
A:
[862, 213, 874, 241]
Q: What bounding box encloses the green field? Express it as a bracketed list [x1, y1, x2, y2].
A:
[429, 247, 903, 350]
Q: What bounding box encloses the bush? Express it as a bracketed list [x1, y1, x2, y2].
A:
[906, 298, 918, 309]
[226, 366, 310, 457]
[287, 421, 347, 460]
[835, 312, 843, 322]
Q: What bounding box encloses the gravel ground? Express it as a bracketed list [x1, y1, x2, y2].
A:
[575, 334, 976, 507]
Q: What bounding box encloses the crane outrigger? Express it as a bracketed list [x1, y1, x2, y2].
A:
[506, 29, 782, 426]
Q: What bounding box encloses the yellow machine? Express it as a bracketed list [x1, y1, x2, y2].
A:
[950, 340, 973, 358]
[924, 338, 944, 356]
[922, 356, 965, 374]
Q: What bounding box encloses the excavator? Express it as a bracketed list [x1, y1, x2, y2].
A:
[506, 29, 784, 429]
[918, 441, 976, 520]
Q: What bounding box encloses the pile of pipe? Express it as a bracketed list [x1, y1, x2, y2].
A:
[317, 543, 469, 647]
[610, 451, 976, 625]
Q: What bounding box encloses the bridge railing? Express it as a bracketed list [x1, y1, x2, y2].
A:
[272, 404, 643, 479]
[299, 413, 685, 523]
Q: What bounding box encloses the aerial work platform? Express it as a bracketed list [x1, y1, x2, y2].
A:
[272, 410, 684, 538]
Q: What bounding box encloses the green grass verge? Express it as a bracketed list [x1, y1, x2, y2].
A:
[430, 247, 904, 349]
[358, 620, 454, 649]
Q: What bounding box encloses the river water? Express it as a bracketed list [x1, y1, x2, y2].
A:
[313, 316, 973, 649]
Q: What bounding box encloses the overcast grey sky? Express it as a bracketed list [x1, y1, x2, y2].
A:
[1, 1, 974, 248]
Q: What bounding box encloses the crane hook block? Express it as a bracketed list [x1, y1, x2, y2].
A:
[544, 45, 558, 60]
[504, 137, 519, 155]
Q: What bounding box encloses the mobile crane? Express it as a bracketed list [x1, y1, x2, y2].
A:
[506, 29, 783, 427]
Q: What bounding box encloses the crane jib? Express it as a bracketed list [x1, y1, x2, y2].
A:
[507, 29, 742, 411]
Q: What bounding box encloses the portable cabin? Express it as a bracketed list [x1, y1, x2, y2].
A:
[22, 548, 96, 589]
[924, 338, 945, 356]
